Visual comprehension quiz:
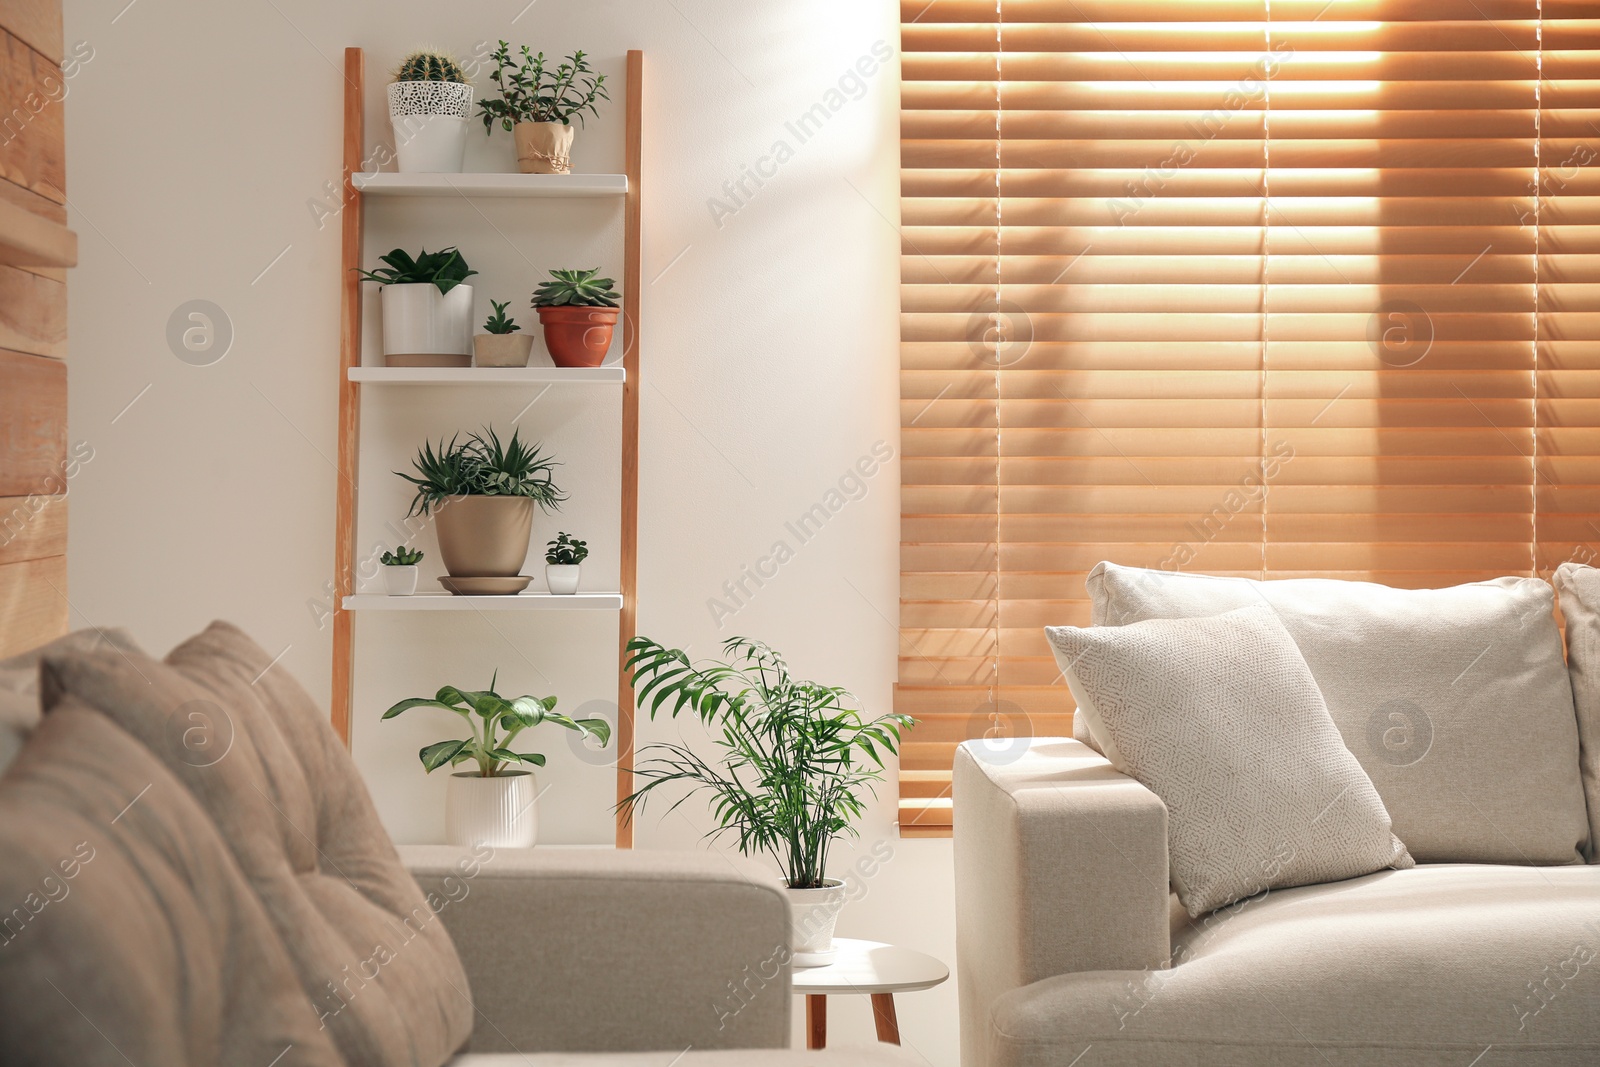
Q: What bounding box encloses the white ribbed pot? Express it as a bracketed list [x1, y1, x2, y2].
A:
[381, 283, 474, 367]
[381, 565, 418, 596]
[785, 880, 846, 968]
[388, 81, 474, 173]
[445, 770, 538, 848]
[545, 563, 581, 595]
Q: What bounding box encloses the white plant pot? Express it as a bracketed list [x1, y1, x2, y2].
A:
[545, 563, 581, 595]
[785, 880, 846, 967]
[445, 770, 538, 848]
[388, 81, 474, 173]
[381, 283, 474, 367]
[382, 565, 419, 596]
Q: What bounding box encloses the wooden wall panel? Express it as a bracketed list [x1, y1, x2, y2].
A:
[0, 554, 66, 657]
[0, 263, 63, 356]
[0, 26, 66, 204]
[0, 348, 65, 497]
[0, 494, 63, 565]
[0, 0, 60, 62]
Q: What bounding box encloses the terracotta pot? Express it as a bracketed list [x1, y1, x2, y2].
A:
[514, 121, 575, 174]
[473, 333, 534, 368]
[538, 306, 619, 368]
[433, 495, 534, 577]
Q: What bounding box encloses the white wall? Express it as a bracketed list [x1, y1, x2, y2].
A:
[64, 0, 954, 1060]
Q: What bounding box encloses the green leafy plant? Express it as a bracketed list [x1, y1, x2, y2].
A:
[532, 268, 619, 308]
[483, 299, 521, 335]
[384, 673, 611, 778]
[545, 532, 589, 565]
[393, 49, 468, 83]
[477, 43, 610, 132]
[355, 247, 477, 295]
[381, 546, 424, 566]
[619, 637, 914, 889]
[396, 426, 565, 517]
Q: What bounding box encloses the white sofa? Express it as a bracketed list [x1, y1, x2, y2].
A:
[954, 563, 1600, 1066]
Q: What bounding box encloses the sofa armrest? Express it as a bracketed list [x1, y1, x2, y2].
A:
[953, 739, 1171, 1065]
[401, 845, 791, 1054]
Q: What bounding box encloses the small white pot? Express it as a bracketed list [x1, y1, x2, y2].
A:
[388, 81, 474, 173]
[785, 880, 846, 967]
[381, 282, 474, 366]
[445, 770, 538, 848]
[382, 565, 419, 596]
[545, 563, 581, 595]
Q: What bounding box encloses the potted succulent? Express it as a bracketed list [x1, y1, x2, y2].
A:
[473, 299, 533, 368]
[356, 247, 478, 367]
[620, 637, 914, 966]
[388, 49, 474, 173]
[478, 43, 610, 174]
[544, 532, 588, 595]
[384, 675, 611, 847]
[396, 427, 564, 594]
[532, 268, 620, 368]
[380, 546, 424, 596]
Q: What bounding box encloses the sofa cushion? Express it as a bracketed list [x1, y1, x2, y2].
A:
[40, 621, 473, 1066]
[1086, 562, 1589, 865]
[1047, 607, 1411, 916]
[0, 695, 342, 1066]
[1551, 563, 1600, 863]
[988, 864, 1600, 1067]
[0, 628, 141, 775]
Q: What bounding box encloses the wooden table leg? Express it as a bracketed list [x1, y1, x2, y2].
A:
[871, 993, 900, 1044]
[806, 994, 826, 1049]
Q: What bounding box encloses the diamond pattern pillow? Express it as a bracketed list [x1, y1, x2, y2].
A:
[1047, 605, 1413, 916]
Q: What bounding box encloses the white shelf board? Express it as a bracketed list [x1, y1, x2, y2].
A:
[345, 592, 623, 611]
[353, 172, 628, 198]
[350, 366, 624, 384]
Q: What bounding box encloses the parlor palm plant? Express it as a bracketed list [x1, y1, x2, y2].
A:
[619, 636, 913, 890]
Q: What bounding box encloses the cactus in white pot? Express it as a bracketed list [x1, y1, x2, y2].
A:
[388, 49, 474, 173]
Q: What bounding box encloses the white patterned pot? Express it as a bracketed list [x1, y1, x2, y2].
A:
[785, 880, 847, 967]
[380, 282, 474, 367]
[388, 81, 474, 173]
[545, 563, 581, 595]
[445, 770, 538, 848]
[381, 565, 418, 596]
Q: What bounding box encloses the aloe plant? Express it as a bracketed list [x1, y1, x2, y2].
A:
[394, 50, 468, 83]
[545, 532, 589, 565]
[396, 426, 565, 517]
[355, 247, 477, 295]
[381, 546, 424, 566]
[483, 299, 521, 334]
[532, 268, 619, 308]
[384, 673, 611, 778]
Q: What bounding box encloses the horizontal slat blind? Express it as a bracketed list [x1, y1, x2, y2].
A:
[898, 0, 1600, 835]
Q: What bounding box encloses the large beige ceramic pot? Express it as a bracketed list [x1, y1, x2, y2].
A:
[434, 495, 534, 577]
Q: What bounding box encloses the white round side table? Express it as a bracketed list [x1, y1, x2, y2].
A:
[789, 937, 949, 1049]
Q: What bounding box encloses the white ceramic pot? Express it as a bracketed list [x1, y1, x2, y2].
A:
[445, 770, 538, 848]
[388, 81, 474, 173]
[545, 563, 581, 595]
[785, 880, 847, 967]
[382, 565, 418, 596]
[381, 283, 474, 367]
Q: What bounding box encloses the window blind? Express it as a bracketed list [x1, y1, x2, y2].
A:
[897, 0, 1600, 835]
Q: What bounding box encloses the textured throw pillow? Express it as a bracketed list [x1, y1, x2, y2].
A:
[1086, 562, 1589, 865]
[1047, 606, 1413, 917]
[0, 628, 142, 775]
[0, 696, 342, 1066]
[41, 621, 473, 1066]
[1552, 563, 1600, 862]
